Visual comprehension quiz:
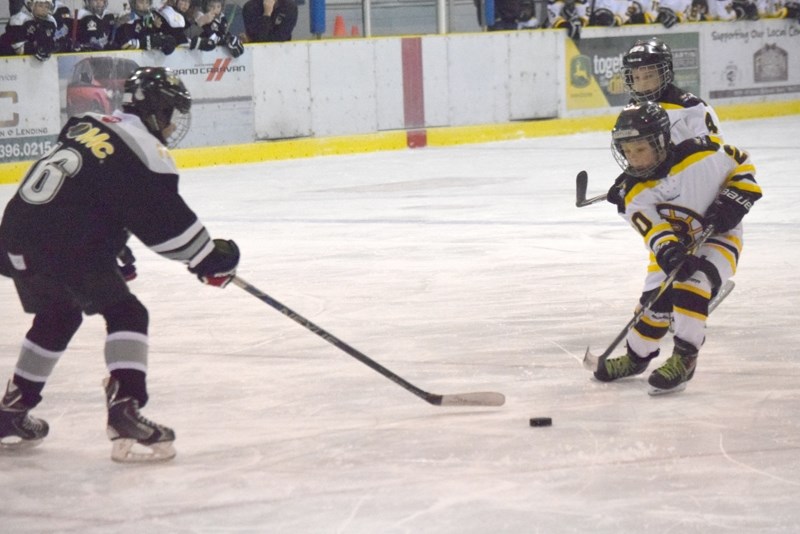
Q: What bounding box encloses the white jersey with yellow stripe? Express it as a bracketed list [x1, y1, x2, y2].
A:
[655, 84, 724, 145]
[619, 137, 761, 291]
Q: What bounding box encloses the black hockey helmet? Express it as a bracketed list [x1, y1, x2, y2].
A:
[122, 67, 192, 148]
[622, 38, 674, 102]
[611, 101, 671, 178]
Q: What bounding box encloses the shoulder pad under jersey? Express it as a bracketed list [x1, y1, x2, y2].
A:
[72, 112, 179, 176]
[660, 84, 704, 109]
[671, 136, 719, 165]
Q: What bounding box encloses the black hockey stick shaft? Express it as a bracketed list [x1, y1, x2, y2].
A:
[232, 276, 505, 407]
[575, 171, 607, 207]
[583, 225, 715, 370]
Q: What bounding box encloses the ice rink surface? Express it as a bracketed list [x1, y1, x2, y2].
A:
[1, 115, 799, 533]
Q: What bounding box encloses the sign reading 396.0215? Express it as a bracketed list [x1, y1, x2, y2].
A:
[0, 139, 55, 161]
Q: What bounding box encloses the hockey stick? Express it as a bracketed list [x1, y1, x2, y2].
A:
[232, 276, 505, 407]
[709, 279, 735, 314]
[583, 225, 715, 372]
[575, 171, 607, 207]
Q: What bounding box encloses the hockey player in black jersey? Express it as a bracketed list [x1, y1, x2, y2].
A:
[0, 0, 57, 60]
[112, 0, 185, 54]
[188, 0, 244, 57]
[0, 67, 240, 462]
[593, 102, 762, 394]
[75, 0, 116, 51]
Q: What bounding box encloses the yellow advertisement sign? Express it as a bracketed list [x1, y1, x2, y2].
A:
[565, 38, 611, 110]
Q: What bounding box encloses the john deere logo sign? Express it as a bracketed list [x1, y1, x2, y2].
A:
[570, 55, 592, 89]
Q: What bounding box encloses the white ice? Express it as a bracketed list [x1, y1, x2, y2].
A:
[1, 116, 799, 533]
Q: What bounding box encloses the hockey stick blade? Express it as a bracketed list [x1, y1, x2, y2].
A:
[709, 280, 735, 314]
[583, 348, 600, 372]
[232, 276, 505, 408]
[575, 171, 588, 207]
[436, 392, 506, 407]
[575, 171, 608, 207]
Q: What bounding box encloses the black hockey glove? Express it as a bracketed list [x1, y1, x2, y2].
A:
[225, 33, 244, 58]
[145, 33, 177, 55]
[33, 26, 55, 61]
[117, 245, 137, 282]
[190, 239, 240, 288]
[731, 0, 759, 19]
[567, 17, 581, 41]
[34, 45, 52, 62]
[703, 187, 757, 233]
[656, 7, 679, 27]
[655, 241, 700, 282]
[606, 174, 627, 212]
[785, 1, 799, 19]
[189, 36, 217, 51]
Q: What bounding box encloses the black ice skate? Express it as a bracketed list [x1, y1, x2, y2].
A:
[648, 339, 698, 395]
[0, 380, 49, 449]
[594, 348, 655, 382]
[103, 377, 176, 463]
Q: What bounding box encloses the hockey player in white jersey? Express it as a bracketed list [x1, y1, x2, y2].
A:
[622, 37, 722, 145]
[0, 67, 240, 461]
[606, 37, 723, 208]
[593, 102, 762, 394]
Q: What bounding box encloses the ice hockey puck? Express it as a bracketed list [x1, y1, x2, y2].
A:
[529, 417, 552, 427]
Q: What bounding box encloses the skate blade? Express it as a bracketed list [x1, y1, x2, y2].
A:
[0, 436, 44, 450]
[648, 382, 688, 396]
[111, 438, 176, 463]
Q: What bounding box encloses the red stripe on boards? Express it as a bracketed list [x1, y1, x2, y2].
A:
[401, 38, 426, 149]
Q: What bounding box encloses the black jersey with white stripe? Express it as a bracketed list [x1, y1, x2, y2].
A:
[0, 111, 213, 274]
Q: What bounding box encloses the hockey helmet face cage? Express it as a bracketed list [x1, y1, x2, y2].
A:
[622, 38, 674, 102]
[611, 102, 671, 178]
[84, 0, 107, 15]
[122, 67, 192, 148]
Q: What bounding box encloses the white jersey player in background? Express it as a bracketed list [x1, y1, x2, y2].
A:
[607, 37, 724, 208]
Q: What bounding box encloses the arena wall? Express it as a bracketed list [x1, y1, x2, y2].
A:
[1, 19, 799, 183]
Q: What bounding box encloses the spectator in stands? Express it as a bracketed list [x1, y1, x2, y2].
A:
[242, 0, 297, 42]
[112, 0, 185, 53]
[75, 0, 116, 51]
[545, 0, 587, 40]
[52, 0, 73, 51]
[473, 0, 522, 30]
[686, 0, 710, 20]
[162, 0, 203, 44]
[0, 0, 56, 60]
[624, 1, 648, 23]
[774, 0, 800, 19]
[516, 0, 541, 28]
[188, 0, 244, 56]
[726, 0, 759, 18]
[586, 0, 628, 25]
[648, 0, 691, 26]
